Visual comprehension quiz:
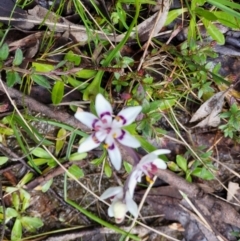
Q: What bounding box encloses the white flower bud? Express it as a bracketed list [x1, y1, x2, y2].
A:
[112, 201, 127, 223]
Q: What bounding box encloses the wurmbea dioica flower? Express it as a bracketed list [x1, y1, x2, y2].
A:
[101, 149, 170, 223]
[75, 93, 142, 170]
[100, 186, 138, 223]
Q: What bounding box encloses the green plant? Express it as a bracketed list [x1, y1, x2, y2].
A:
[219, 103, 240, 141]
[0, 173, 43, 241]
[168, 149, 215, 182]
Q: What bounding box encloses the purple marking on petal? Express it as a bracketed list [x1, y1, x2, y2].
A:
[117, 130, 126, 140]
[92, 133, 101, 144]
[92, 119, 99, 129]
[117, 115, 127, 125]
[150, 163, 158, 174]
[108, 143, 115, 150]
[100, 112, 111, 119]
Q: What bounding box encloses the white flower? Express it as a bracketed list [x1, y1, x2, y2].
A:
[136, 149, 170, 180]
[100, 186, 138, 223]
[75, 93, 142, 170]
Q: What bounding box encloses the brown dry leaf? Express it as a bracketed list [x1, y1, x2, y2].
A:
[190, 91, 227, 128]
[227, 181, 240, 203]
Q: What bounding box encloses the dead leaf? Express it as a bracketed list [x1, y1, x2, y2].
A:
[227, 181, 240, 203]
[190, 91, 227, 127]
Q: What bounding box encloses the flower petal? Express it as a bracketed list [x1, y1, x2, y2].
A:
[113, 106, 142, 127]
[107, 144, 122, 171]
[105, 136, 122, 170]
[108, 204, 114, 217]
[139, 153, 157, 165]
[95, 94, 113, 118]
[125, 191, 138, 218]
[152, 158, 167, 169]
[115, 129, 141, 148]
[75, 111, 98, 129]
[126, 169, 141, 197]
[100, 186, 123, 200]
[78, 134, 101, 153]
[152, 149, 171, 156]
[112, 200, 127, 223]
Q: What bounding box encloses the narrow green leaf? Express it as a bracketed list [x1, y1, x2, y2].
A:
[195, 7, 217, 20]
[52, 81, 64, 105]
[202, 19, 225, 45]
[11, 219, 22, 241]
[6, 71, 21, 87]
[164, 8, 188, 26]
[0, 43, 9, 61]
[75, 69, 97, 79]
[12, 193, 20, 212]
[13, 48, 23, 66]
[20, 189, 31, 212]
[32, 62, 54, 72]
[104, 162, 112, 177]
[68, 164, 84, 179]
[69, 152, 87, 161]
[41, 179, 53, 192]
[207, 0, 240, 19]
[31, 147, 52, 158]
[55, 128, 67, 156]
[31, 74, 51, 89]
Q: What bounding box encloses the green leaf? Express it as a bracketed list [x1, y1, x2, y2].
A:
[6, 208, 18, 223]
[64, 50, 81, 65]
[52, 81, 64, 105]
[55, 128, 67, 156]
[149, 99, 176, 111]
[123, 161, 132, 174]
[11, 218, 22, 241]
[214, 11, 240, 28]
[20, 189, 31, 212]
[64, 76, 89, 90]
[6, 71, 21, 87]
[19, 173, 33, 186]
[167, 161, 181, 172]
[29, 158, 49, 166]
[176, 155, 187, 172]
[0, 126, 14, 135]
[195, 7, 217, 20]
[75, 69, 97, 79]
[13, 48, 23, 66]
[202, 19, 225, 45]
[21, 216, 43, 232]
[164, 8, 188, 26]
[192, 167, 215, 180]
[69, 152, 87, 161]
[31, 74, 51, 89]
[12, 193, 20, 212]
[0, 156, 8, 165]
[31, 147, 52, 158]
[32, 62, 54, 72]
[68, 164, 84, 179]
[41, 178, 53, 192]
[104, 161, 112, 177]
[206, 0, 240, 19]
[0, 43, 9, 61]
